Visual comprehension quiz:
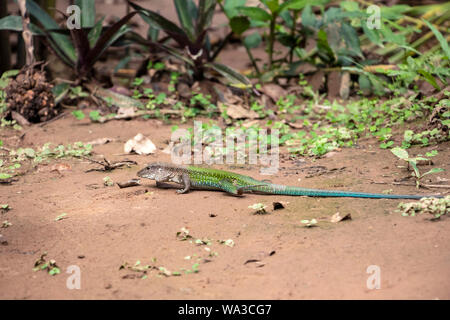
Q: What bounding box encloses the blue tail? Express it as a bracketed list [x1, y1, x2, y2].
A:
[254, 184, 442, 199]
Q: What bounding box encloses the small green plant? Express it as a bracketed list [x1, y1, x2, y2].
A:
[1, 220, 12, 228]
[248, 203, 268, 214]
[0, 70, 19, 115]
[128, 0, 251, 87]
[103, 176, 114, 187]
[398, 196, 449, 220]
[33, 253, 60, 276]
[71, 110, 85, 120]
[391, 147, 444, 188]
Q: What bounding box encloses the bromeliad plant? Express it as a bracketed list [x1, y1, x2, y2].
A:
[128, 0, 251, 87]
[0, 0, 138, 80]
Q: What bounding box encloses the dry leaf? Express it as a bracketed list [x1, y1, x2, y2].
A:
[124, 133, 156, 155]
[330, 212, 352, 223]
[219, 102, 259, 120]
[261, 84, 287, 103]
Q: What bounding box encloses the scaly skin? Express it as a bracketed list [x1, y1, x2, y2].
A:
[137, 162, 442, 199]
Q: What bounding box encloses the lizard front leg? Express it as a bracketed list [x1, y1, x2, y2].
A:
[176, 173, 191, 194]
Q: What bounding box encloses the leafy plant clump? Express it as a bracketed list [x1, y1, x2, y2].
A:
[0, 0, 138, 79]
[128, 0, 252, 87]
[398, 196, 449, 220]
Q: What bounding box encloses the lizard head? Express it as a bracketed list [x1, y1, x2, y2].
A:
[137, 162, 173, 181]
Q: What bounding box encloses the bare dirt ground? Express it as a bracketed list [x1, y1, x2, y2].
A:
[1, 116, 449, 300]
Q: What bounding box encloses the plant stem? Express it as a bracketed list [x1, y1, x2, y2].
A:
[289, 10, 299, 64]
[18, 0, 35, 66]
[245, 45, 261, 77]
[268, 15, 276, 69]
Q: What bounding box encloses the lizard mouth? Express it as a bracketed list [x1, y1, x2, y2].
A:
[137, 168, 149, 177]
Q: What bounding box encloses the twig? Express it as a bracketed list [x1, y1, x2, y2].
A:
[18, 0, 34, 65]
[38, 111, 68, 127]
[117, 179, 141, 189]
[11, 111, 30, 126]
[97, 109, 182, 123]
[82, 156, 138, 172]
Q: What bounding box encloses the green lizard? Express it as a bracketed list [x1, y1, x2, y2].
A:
[137, 162, 443, 199]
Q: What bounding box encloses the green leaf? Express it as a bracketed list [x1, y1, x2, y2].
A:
[75, 0, 96, 28]
[0, 173, 12, 180]
[422, 19, 449, 59]
[71, 110, 85, 120]
[88, 17, 104, 48]
[243, 32, 262, 49]
[317, 29, 335, 63]
[422, 168, 444, 177]
[238, 7, 272, 22]
[264, 0, 279, 13]
[174, 0, 197, 41]
[206, 62, 251, 87]
[0, 15, 23, 32]
[223, 0, 247, 18]
[0, 15, 43, 34]
[196, 0, 216, 38]
[128, 1, 189, 46]
[341, 22, 363, 58]
[301, 5, 317, 29]
[418, 69, 441, 90]
[52, 83, 70, 105]
[391, 147, 409, 160]
[26, 0, 76, 63]
[89, 110, 101, 121]
[279, 0, 324, 13]
[340, 1, 359, 11]
[85, 11, 138, 72]
[380, 5, 410, 20]
[358, 74, 371, 95]
[229, 16, 250, 35]
[362, 22, 382, 47]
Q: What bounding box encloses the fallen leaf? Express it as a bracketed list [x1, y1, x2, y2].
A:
[219, 102, 259, 120]
[261, 84, 287, 103]
[124, 133, 156, 155]
[330, 212, 352, 223]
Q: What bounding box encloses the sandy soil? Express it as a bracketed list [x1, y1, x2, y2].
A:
[1, 115, 449, 300]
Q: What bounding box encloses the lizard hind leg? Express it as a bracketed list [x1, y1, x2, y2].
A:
[236, 184, 267, 195]
[218, 180, 242, 196]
